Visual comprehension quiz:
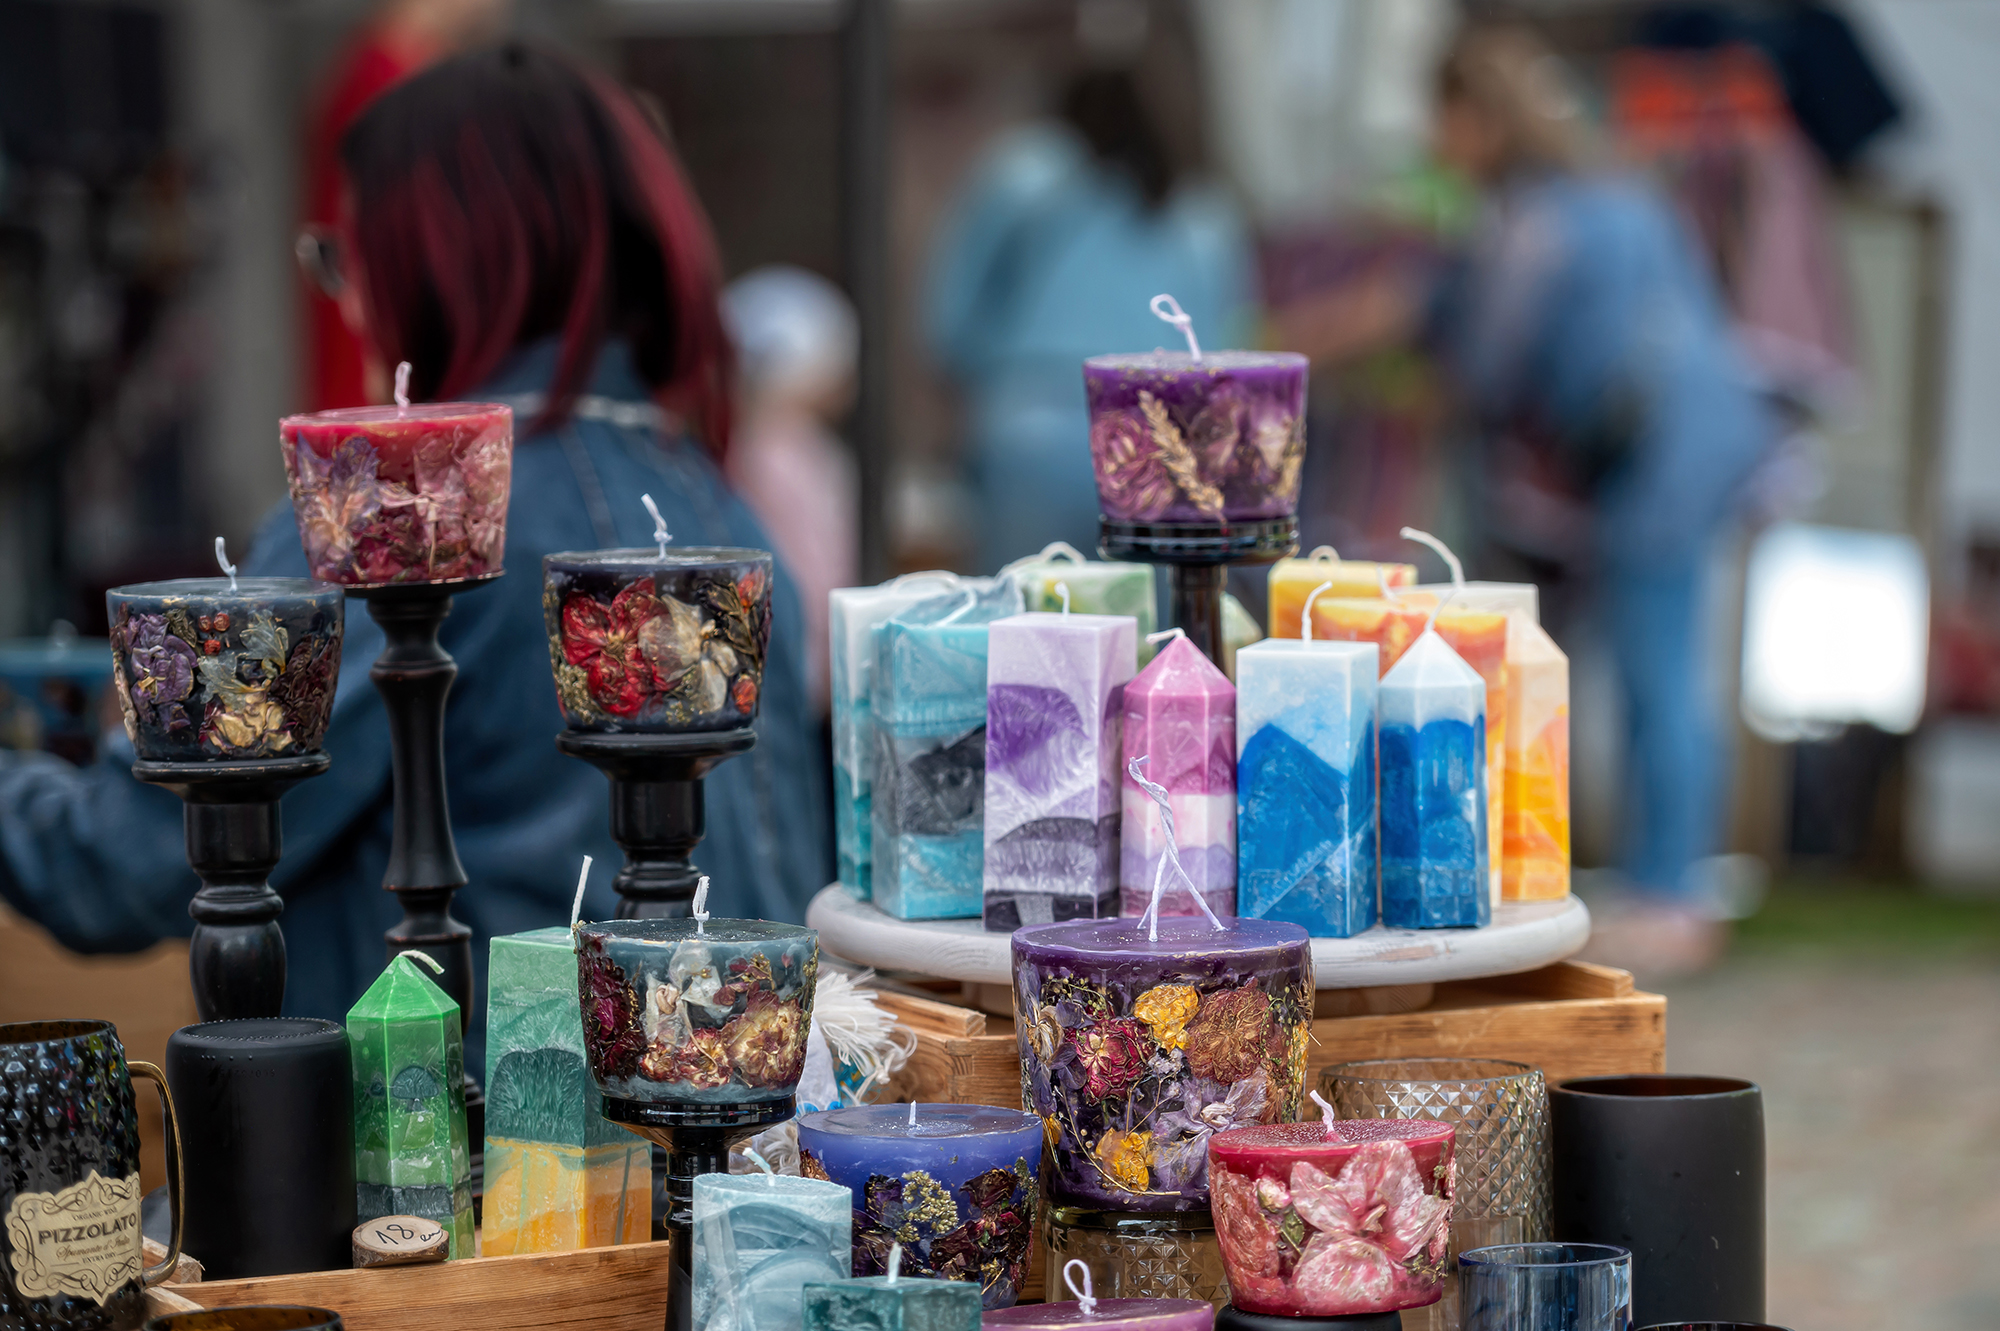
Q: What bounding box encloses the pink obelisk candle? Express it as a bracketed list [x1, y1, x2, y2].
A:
[1120, 632, 1235, 919]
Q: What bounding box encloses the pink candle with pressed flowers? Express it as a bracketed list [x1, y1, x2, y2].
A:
[279, 401, 513, 586]
[1011, 917, 1312, 1213]
[1208, 1119, 1455, 1317]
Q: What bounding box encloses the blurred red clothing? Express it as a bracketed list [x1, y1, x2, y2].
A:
[302, 26, 440, 410]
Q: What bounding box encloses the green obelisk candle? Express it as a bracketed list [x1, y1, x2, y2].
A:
[347, 953, 476, 1257]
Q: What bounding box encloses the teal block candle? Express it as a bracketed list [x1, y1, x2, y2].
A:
[347, 953, 476, 1257]
[692, 1173, 851, 1331]
[802, 1276, 982, 1331]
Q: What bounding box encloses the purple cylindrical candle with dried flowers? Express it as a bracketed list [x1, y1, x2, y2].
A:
[1084, 352, 1308, 525]
[1011, 916, 1312, 1213]
[543, 549, 772, 732]
[107, 578, 343, 760]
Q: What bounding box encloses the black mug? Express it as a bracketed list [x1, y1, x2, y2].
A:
[1, 1019, 185, 1331]
[144, 1309, 343, 1331]
[1552, 1076, 1764, 1327]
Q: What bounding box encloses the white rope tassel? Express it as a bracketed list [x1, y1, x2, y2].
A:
[1301, 579, 1334, 643]
[1130, 755, 1226, 939]
[214, 537, 238, 593]
[1063, 1259, 1098, 1316]
[809, 969, 916, 1101]
[394, 361, 412, 409]
[1150, 293, 1202, 361]
[641, 493, 672, 558]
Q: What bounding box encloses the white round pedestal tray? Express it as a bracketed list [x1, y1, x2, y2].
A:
[806, 884, 1591, 990]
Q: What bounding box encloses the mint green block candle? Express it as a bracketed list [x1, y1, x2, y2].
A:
[802, 1276, 982, 1331]
[347, 953, 476, 1257]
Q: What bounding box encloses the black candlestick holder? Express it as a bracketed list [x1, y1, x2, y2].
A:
[604, 1094, 796, 1331]
[349, 575, 500, 1191]
[1100, 516, 1298, 665]
[132, 752, 332, 1021]
[554, 727, 757, 918]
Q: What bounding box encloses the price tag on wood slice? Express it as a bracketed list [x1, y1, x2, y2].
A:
[352, 1215, 450, 1267]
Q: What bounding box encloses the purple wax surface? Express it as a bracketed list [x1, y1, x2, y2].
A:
[982, 1298, 1214, 1329]
[1083, 351, 1307, 524]
[1012, 917, 1313, 1212]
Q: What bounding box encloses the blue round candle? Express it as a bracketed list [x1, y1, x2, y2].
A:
[797, 1103, 1042, 1308]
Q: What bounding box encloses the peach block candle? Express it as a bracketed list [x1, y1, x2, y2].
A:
[1503, 616, 1570, 901]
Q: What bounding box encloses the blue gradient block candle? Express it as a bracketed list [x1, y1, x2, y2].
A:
[1234, 639, 1379, 937]
[1379, 629, 1489, 929]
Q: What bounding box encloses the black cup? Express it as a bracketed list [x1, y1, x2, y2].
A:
[164, 1019, 356, 1279]
[144, 1308, 343, 1331]
[1552, 1075, 1764, 1327]
[1, 1019, 184, 1331]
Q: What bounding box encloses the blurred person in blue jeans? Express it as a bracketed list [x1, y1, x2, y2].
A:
[927, 2, 1257, 573]
[0, 45, 831, 1075]
[1283, 21, 1776, 971]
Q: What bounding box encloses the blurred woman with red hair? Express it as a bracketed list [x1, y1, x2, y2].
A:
[0, 45, 829, 1077]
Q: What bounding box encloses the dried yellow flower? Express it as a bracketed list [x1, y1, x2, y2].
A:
[1096, 1129, 1153, 1193]
[1134, 983, 1200, 1052]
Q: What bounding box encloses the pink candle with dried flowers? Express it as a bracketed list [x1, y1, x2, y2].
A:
[1011, 917, 1312, 1213]
[1208, 1119, 1455, 1317]
[279, 401, 512, 586]
[543, 549, 772, 731]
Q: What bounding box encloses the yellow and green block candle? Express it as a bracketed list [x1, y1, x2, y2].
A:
[482, 927, 650, 1254]
[347, 953, 477, 1258]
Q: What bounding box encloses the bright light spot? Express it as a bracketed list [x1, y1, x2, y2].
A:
[1741, 524, 1928, 741]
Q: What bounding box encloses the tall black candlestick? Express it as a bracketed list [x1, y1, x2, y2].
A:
[1100, 517, 1298, 665]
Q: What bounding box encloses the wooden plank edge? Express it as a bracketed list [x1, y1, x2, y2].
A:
[167, 1238, 672, 1309]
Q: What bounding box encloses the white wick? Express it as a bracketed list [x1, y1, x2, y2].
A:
[396, 949, 444, 976]
[743, 1147, 776, 1182]
[1401, 526, 1464, 588]
[570, 855, 592, 931]
[394, 361, 412, 409]
[1063, 1259, 1097, 1316]
[1301, 579, 1334, 643]
[887, 1241, 903, 1284]
[1309, 1088, 1339, 1136]
[1055, 581, 1071, 615]
[1307, 545, 1341, 562]
[692, 875, 710, 935]
[641, 493, 672, 558]
[214, 536, 238, 593]
[908, 1101, 918, 1126]
[1130, 755, 1226, 939]
[1145, 627, 1186, 646]
[1149, 293, 1202, 361]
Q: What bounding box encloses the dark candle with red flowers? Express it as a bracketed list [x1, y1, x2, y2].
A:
[543, 548, 772, 732]
[279, 402, 512, 586]
[107, 578, 343, 761]
[1011, 916, 1313, 1213]
[1208, 1119, 1456, 1317]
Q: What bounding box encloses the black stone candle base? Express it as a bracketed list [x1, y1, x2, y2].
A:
[554, 727, 757, 918]
[604, 1093, 797, 1331]
[1099, 516, 1298, 666]
[1217, 1307, 1405, 1330]
[133, 752, 331, 1021]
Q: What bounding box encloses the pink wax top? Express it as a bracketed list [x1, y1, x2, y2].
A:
[1208, 1120, 1456, 1317]
[982, 1298, 1213, 1329]
[1121, 635, 1235, 794]
[279, 402, 513, 586]
[1083, 351, 1306, 524]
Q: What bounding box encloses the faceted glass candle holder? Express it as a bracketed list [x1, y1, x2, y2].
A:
[1323, 1058, 1551, 1331]
[574, 919, 818, 1106]
[692, 1172, 850, 1331]
[107, 579, 343, 761]
[279, 402, 512, 586]
[543, 549, 773, 732]
[1042, 1207, 1230, 1308]
[1458, 1243, 1633, 1331]
[1083, 352, 1307, 524]
[801, 1276, 982, 1331]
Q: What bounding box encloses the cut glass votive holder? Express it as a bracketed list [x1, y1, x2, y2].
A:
[1041, 1207, 1229, 1308]
[1459, 1243, 1633, 1331]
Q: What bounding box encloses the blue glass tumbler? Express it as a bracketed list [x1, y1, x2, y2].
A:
[1461, 1243, 1634, 1331]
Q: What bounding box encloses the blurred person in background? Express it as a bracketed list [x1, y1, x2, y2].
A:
[722, 266, 861, 713]
[300, 0, 509, 410]
[926, 0, 1257, 573]
[1283, 21, 1776, 972]
[0, 44, 830, 1073]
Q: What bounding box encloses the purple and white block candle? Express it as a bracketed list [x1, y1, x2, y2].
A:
[983, 612, 1136, 932]
[1120, 633, 1235, 919]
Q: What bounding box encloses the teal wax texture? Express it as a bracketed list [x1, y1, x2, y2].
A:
[692, 1173, 851, 1331]
[802, 1277, 982, 1331]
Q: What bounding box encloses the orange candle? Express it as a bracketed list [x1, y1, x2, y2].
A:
[1503, 616, 1570, 900]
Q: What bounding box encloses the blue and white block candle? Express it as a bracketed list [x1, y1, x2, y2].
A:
[1234, 639, 1380, 937]
[1379, 629, 1489, 929]
[983, 612, 1136, 932]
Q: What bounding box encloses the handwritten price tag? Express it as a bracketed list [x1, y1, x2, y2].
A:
[352, 1215, 450, 1267]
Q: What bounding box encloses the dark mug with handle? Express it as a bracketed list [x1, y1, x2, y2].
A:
[1, 1019, 185, 1331]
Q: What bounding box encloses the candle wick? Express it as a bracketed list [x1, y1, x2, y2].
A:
[1129, 755, 1225, 938]
[1063, 1259, 1097, 1316]
[1300, 579, 1334, 643]
[396, 949, 444, 976]
[641, 493, 672, 557]
[908, 1101, 917, 1126]
[1309, 1088, 1339, 1138]
[394, 361, 411, 410]
[1145, 627, 1185, 645]
[887, 1241, 902, 1284]
[213, 536, 238, 594]
[1149, 293, 1202, 362]
[1377, 565, 1399, 601]
[570, 854, 592, 932]
[1055, 581, 1071, 615]
[935, 585, 979, 626]
[1309, 545, 1341, 563]
[743, 1147, 776, 1181]
[692, 875, 710, 935]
